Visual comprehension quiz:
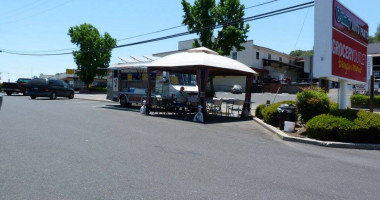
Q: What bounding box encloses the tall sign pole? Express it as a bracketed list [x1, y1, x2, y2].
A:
[314, 0, 369, 109]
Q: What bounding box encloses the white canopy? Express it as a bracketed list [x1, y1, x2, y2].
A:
[147, 47, 256, 75]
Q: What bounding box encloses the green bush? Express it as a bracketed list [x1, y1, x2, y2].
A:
[261, 100, 296, 126]
[0, 83, 2, 91]
[88, 87, 107, 92]
[296, 87, 330, 123]
[350, 94, 369, 107]
[329, 101, 339, 111]
[306, 110, 380, 143]
[350, 94, 380, 108]
[255, 104, 266, 119]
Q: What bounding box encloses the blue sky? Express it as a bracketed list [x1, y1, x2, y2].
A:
[0, 0, 378, 82]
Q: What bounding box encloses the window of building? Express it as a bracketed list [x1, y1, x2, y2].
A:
[279, 57, 282, 62]
[289, 60, 292, 65]
[256, 52, 259, 60]
[268, 54, 271, 60]
[232, 52, 237, 60]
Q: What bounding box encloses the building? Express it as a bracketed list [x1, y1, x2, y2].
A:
[368, 43, 380, 91]
[154, 39, 306, 92]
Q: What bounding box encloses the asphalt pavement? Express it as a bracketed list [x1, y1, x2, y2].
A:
[0, 94, 379, 199]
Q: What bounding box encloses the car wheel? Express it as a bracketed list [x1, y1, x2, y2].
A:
[68, 92, 74, 99]
[30, 96, 36, 99]
[6, 92, 12, 96]
[50, 92, 57, 100]
[120, 95, 127, 107]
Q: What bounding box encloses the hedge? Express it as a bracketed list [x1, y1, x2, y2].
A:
[350, 94, 380, 108]
[255, 104, 266, 119]
[306, 109, 380, 143]
[261, 100, 296, 126]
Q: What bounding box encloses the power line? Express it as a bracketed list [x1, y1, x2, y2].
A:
[117, 0, 281, 42]
[1, 1, 314, 56]
[1, 0, 281, 53]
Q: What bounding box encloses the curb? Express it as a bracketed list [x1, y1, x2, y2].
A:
[253, 117, 380, 150]
[74, 97, 111, 103]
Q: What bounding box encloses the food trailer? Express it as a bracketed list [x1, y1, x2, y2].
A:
[107, 57, 198, 107]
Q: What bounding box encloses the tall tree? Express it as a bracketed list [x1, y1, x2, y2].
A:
[289, 49, 314, 57]
[68, 23, 116, 86]
[181, 0, 216, 49]
[214, 0, 250, 56]
[369, 24, 380, 43]
[181, 0, 249, 55]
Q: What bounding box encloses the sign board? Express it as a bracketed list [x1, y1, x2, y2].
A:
[314, 0, 369, 84]
[66, 69, 75, 74]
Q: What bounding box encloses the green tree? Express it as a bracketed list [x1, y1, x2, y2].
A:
[289, 49, 314, 57]
[181, 0, 249, 91]
[68, 23, 116, 87]
[369, 24, 380, 43]
[181, 0, 249, 55]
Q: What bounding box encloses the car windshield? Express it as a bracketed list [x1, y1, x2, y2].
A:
[233, 85, 242, 88]
[169, 73, 196, 86]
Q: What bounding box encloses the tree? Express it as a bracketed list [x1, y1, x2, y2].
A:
[369, 24, 380, 43]
[181, 0, 249, 55]
[68, 23, 116, 87]
[289, 49, 314, 57]
[181, 0, 249, 91]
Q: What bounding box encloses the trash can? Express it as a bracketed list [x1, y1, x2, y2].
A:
[277, 104, 297, 130]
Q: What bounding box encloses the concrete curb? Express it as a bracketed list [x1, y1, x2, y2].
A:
[253, 117, 380, 150]
[74, 97, 111, 103]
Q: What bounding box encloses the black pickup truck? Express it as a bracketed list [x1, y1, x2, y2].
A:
[2, 78, 31, 95]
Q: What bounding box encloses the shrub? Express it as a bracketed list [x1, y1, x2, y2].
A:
[0, 83, 2, 91]
[88, 87, 107, 92]
[261, 100, 296, 126]
[296, 87, 330, 123]
[306, 110, 380, 143]
[350, 94, 369, 107]
[329, 101, 339, 111]
[255, 104, 266, 119]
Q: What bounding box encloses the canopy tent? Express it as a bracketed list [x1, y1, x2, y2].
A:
[146, 47, 257, 121]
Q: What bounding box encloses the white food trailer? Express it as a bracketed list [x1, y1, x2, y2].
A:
[107, 57, 198, 107]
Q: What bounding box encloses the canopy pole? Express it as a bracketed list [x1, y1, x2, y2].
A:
[197, 67, 209, 122]
[242, 74, 253, 118]
[146, 68, 152, 115]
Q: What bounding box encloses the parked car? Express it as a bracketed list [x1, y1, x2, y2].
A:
[26, 79, 74, 100]
[2, 78, 31, 96]
[231, 84, 243, 94]
[0, 93, 2, 110]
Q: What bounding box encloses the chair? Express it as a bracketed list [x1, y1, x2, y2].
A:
[227, 99, 245, 117]
[208, 99, 223, 116]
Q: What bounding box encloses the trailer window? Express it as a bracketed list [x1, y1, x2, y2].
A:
[169, 73, 196, 86]
[132, 72, 141, 80]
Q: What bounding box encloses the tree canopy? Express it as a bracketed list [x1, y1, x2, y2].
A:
[181, 0, 249, 56]
[369, 24, 380, 43]
[289, 49, 314, 57]
[68, 23, 116, 86]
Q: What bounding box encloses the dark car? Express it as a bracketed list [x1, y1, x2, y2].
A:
[231, 84, 243, 94]
[26, 78, 74, 100]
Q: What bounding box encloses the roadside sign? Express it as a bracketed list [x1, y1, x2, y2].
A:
[314, 0, 369, 84]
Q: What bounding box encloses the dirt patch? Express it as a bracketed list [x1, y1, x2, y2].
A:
[282, 124, 308, 138]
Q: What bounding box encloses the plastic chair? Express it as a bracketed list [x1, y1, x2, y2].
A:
[227, 99, 245, 117]
[208, 99, 223, 116]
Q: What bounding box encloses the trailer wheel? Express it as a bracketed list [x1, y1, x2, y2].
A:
[120, 95, 127, 107]
[6, 91, 12, 96]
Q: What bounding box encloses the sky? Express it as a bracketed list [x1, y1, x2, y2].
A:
[0, 0, 379, 82]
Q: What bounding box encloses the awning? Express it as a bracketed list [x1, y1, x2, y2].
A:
[251, 67, 269, 74]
